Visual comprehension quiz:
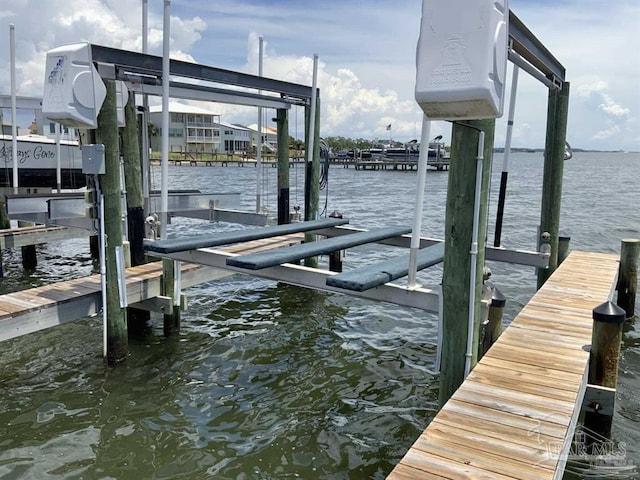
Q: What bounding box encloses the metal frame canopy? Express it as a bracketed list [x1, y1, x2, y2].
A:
[89, 44, 314, 109]
[508, 11, 566, 88]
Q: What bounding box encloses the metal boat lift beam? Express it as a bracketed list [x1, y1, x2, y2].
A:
[150, 247, 441, 314]
[127, 81, 298, 110]
[0, 95, 43, 110]
[509, 11, 566, 87]
[90, 44, 314, 105]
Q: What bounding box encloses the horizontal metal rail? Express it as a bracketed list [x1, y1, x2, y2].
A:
[150, 247, 441, 313]
[509, 11, 565, 85]
[312, 226, 551, 268]
[128, 81, 300, 109]
[90, 44, 314, 102]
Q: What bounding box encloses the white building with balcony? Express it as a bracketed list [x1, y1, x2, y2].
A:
[149, 102, 221, 154]
[219, 121, 251, 154]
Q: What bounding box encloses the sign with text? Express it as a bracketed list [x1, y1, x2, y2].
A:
[0, 138, 82, 170]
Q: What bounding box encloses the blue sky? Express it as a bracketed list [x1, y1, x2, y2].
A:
[0, 0, 638, 151]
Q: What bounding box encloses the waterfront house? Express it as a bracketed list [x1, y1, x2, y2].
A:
[149, 102, 221, 155]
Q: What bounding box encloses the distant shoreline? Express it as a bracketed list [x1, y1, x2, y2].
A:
[493, 147, 632, 153]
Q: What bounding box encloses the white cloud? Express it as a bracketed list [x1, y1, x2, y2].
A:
[0, 0, 638, 151]
[599, 97, 630, 118]
[0, 0, 205, 96]
[576, 82, 629, 117]
[593, 125, 621, 140]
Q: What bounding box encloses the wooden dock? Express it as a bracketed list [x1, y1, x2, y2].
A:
[0, 224, 89, 249]
[387, 250, 620, 480]
[0, 233, 302, 342]
[354, 157, 450, 171]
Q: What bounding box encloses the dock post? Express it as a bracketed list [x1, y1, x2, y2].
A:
[162, 259, 181, 336]
[439, 118, 494, 407]
[304, 93, 321, 268]
[97, 79, 129, 364]
[558, 234, 571, 265]
[122, 94, 151, 327]
[479, 287, 506, 359]
[328, 210, 343, 272]
[537, 82, 570, 288]
[18, 220, 37, 270]
[617, 239, 639, 320]
[584, 301, 625, 439]
[276, 108, 290, 225]
[0, 198, 9, 278]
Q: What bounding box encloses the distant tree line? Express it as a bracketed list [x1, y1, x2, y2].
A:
[289, 136, 414, 152]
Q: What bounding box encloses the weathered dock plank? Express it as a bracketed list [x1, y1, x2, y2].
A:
[0, 234, 303, 342]
[0, 225, 89, 249]
[387, 251, 620, 480]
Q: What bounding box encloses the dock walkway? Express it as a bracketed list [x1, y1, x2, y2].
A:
[354, 157, 450, 171]
[387, 250, 620, 480]
[0, 225, 88, 249]
[0, 234, 302, 342]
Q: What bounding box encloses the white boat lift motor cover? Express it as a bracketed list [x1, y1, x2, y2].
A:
[415, 0, 509, 120]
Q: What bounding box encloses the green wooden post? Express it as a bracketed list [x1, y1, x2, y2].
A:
[96, 79, 129, 364]
[439, 119, 494, 407]
[617, 238, 640, 319]
[18, 220, 37, 270]
[122, 96, 145, 265]
[121, 94, 151, 328]
[304, 96, 321, 268]
[558, 234, 571, 265]
[276, 108, 290, 225]
[537, 82, 570, 289]
[304, 104, 311, 221]
[479, 287, 506, 359]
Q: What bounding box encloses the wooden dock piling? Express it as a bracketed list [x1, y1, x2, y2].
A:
[479, 287, 506, 358]
[584, 301, 625, 439]
[558, 234, 571, 265]
[122, 94, 151, 327]
[276, 108, 290, 225]
[328, 211, 344, 273]
[18, 220, 38, 270]
[122, 95, 146, 267]
[439, 118, 494, 407]
[617, 238, 639, 319]
[537, 82, 570, 288]
[97, 79, 129, 364]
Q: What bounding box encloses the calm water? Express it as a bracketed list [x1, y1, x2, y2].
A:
[0, 152, 638, 479]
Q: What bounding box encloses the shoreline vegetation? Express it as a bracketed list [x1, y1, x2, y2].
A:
[148, 148, 631, 163]
[493, 147, 629, 153]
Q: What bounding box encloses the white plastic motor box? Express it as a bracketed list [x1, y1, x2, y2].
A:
[415, 0, 509, 120]
[42, 43, 107, 128]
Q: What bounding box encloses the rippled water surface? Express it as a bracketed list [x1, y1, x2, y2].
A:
[0, 152, 638, 479]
